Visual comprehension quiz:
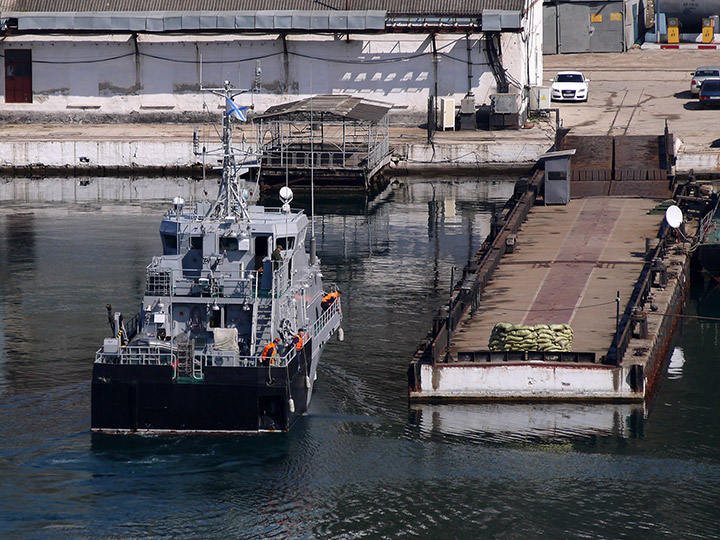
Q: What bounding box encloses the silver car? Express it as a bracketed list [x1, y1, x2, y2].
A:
[691, 67, 720, 95]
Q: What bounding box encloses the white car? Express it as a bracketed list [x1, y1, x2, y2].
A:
[690, 67, 720, 95]
[550, 71, 589, 102]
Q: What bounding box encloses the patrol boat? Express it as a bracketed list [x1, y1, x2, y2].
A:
[91, 83, 343, 433]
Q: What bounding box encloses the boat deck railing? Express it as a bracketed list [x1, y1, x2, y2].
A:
[146, 265, 260, 299]
[95, 343, 175, 367]
[698, 206, 717, 245]
[310, 295, 342, 339]
[200, 347, 295, 370]
[95, 342, 298, 377]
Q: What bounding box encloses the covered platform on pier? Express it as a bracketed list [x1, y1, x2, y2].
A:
[254, 94, 392, 191]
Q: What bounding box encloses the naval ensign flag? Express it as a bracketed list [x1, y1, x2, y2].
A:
[226, 98, 248, 122]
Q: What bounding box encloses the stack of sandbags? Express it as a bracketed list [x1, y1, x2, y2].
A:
[489, 323, 574, 352]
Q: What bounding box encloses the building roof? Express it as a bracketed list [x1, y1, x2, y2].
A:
[1, 1, 525, 33]
[2, 1, 525, 15]
[256, 95, 392, 124]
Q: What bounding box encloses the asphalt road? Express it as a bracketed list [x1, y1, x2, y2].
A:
[543, 49, 720, 154]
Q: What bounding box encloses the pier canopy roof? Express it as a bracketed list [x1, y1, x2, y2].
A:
[1, 1, 524, 32]
[256, 94, 392, 125]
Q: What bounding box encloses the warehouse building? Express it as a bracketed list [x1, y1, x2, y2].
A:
[0, 1, 543, 124]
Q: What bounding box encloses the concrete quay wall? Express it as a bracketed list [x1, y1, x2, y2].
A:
[0, 125, 713, 177]
[0, 135, 552, 176]
[0, 139, 194, 170]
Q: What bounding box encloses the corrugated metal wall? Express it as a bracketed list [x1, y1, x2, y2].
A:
[3, 0, 525, 14]
[544, 1, 625, 53]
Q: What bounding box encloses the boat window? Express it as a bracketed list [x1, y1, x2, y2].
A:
[276, 237, 295, 250]
[219, 236, 239, 251]
[162, 233, 177, 253]
[190, 236, 203, 250]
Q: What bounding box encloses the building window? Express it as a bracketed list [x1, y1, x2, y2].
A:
[5, 49, 32, 103]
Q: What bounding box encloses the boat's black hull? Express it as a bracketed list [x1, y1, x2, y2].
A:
[91, 355, 311, 433]
[697, 243, 720, 281]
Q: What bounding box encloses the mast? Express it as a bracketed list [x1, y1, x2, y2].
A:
[201, 81, 254, 223]
[309, 91, 317, 265]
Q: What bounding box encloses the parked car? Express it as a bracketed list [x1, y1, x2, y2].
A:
[690, 67, 720, 95]
[550, 71, 589, 102]
[699, 79, 720, 107]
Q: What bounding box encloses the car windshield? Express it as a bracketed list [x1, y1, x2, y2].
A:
[696, 70, 720, 77]
[556, 74, 584, 83]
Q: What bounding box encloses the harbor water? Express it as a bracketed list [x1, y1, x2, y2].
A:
[0, 177, 719, 539]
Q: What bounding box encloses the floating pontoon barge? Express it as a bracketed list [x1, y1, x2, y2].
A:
[409, 132, 698, 402]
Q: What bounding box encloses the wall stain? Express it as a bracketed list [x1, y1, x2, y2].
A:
[173, 83, 201, 93]
[35, 88, 70, 96]
[99, 82, 141, 96]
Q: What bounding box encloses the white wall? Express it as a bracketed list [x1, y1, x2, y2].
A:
[0, 25, 540, 120]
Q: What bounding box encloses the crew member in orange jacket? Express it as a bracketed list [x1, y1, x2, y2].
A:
[261, 337, 280, 365]
[321, 290, 340, 311]
[292, 329, 308, 352]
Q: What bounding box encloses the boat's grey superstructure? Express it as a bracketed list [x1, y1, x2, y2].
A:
[91, 83, 342, 433]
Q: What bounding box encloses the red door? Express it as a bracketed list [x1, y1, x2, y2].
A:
[5, 50, 32, 103]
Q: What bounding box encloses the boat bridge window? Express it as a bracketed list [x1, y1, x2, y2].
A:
[219, 236, 239, 251]
[162, 233, 177, 254]
[190, 236, 203, 250]
[276, 237, 295, 250]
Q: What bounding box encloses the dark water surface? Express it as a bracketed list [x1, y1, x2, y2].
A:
[1, 179, 719, 539]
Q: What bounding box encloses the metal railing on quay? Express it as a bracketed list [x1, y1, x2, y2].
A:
[608, 228, 672, 366]
[425, 171, 544, 364]
[263, 149, 363, 170]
